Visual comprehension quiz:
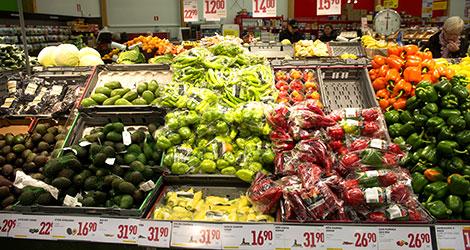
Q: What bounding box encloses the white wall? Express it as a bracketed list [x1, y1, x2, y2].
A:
[35, 0, 100, 17]
[448, 0, 466, 19]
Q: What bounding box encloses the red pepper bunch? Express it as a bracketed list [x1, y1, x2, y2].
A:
[246, 173, 283, 214]
[366, 204, 423, 222]
[281, 176, 345, 222]
[274, 69, 322, 107]
[369, 45, 455, 111]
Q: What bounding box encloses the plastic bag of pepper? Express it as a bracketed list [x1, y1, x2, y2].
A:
[369, 45, 455, 111]
[247, 100, 433, 222]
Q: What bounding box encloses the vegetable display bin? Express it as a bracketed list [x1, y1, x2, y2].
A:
[79, 64, 172, 114]
[13, 111, 166, 217]
[318, 65, 378, 112]
[145, 175, 276, 222]
[328, 42, 366, 57]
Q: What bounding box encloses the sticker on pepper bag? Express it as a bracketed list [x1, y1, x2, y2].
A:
[378, 226, 432, 250]
[370, 139, 386, 150]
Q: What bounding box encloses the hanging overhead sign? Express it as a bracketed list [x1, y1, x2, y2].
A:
[252, 0, 277, 17]
[203, 0, 227, 21]
[317, 0, 341, 16]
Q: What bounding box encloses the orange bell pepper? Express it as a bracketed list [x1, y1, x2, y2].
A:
[438, 67, 455, 80]
[388, 46, 403, 57]
[379, 98, 391, 110]
[386, 55, 405, 70]
[372, 77, 387, 91]
[392, 79, 412, 98]
[403, 66, 422, 83]
[378, 65, 390, 77]
[376, 88, 390, 99]
[385, 68, 401, 85]
[369, 69, 379, 81]
[405, 55, 422, 68]
[392, 97, 407, 110]
[417, 49, 433, 60]
[421, 59, 435, 74]
[371, 55, 386, 69]
[402, 45, 419, 57]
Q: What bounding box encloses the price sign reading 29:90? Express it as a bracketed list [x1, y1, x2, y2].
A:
[252, 0, 277, 17]
[203, 0, 226, 21]
[317, 0, 341, 16]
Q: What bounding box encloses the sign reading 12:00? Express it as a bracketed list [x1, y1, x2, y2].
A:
[252, 0, 277, 17]
[317, 0, 341, 16]
[203, 0, 226, 21]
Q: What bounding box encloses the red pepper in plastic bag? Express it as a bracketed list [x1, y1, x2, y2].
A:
[327, 125, 345, 140]
[344, 187, 364, 206]
[340, 153, 361, 169]
[362, 108, 380, 122]
[361, 121, 380, 136]
[268, 104, 290, 129]
[298, 163, 323, 189]
[350, 138, 370, 151]
[247, 173, 283, 214]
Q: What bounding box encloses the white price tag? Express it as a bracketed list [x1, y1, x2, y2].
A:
[436, 225, 468, 250]
[252, 0, 277, 17]
[122, 131, 132, 146]
[94, 218, 140, 244]
[10, 214, 55, 240]
[0, 213, 18, 237]
[378, 226, 432, 250]
[274, 225, 325, 249]
[79, 141, 92, 147]
[51, 216, 98, 241]
[105, 158, 116, 165]
[325, 225, 378, 250]
[317, 0, 341, 16]
[136, 220, 171, 248]
[183, 0, 199, 22]
[171, 222, 222, 249]
[222, 223, 274, 249]
[203, 0, 226, 21]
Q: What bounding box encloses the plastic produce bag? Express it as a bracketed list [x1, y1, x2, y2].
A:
[247, 173, 283, 214]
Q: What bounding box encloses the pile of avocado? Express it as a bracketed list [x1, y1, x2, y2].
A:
[81, 80, 160, 107]
[0, 123, 68, 209]
[40, 121, 162, 209]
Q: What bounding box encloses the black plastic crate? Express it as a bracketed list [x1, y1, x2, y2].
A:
[318, 66, 378, 112]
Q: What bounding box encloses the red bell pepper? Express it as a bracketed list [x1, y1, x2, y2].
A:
[367, 212, 387, 222]
[362, 108, 380, 121]
[327, 125, 345, 140]
[362, 121, 380, 136]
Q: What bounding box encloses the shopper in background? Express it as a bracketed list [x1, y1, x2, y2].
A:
[96, 26, 113, 56]
[426, 16, 468, 58]
[279, 19, 304, 43]
[319, 24, 337, 42]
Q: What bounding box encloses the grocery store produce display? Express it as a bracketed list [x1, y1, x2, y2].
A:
[0, 44, 27, 70]
[0, 122, 68, 209]
[386, 75, 470, 220]
[273, 68, 322, 107]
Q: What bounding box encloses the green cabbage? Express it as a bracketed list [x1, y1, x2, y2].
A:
[38, 46, 57, 66]
[54, 44, 80, 66]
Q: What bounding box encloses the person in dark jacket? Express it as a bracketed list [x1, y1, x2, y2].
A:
[319, 24, 337, 42]
[279, 20, 304, 43]
[426, 16, 468, 58]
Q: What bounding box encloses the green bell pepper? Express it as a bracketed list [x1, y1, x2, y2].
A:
[440, 94, 459, 109]
[236, 169, 255, 182]
[156, 136, 172, 150]
[200, 159, 217, 173]
[421, 145, 438, 164]
[423, 181, 449, 199]
[464, 112, 470, 128]
[416, 81, 438, 102]
[445, 195, 464, 214]
[464, 201, 470, 219]
[439, 109, 462, 119]
[427, 117, 446, 134]
[448, 174, 470, 196]
[434, 78, 452, 94]
[399, 122, 415, 137]
[384, 110, 401, 125]
[438, 126, 456, 141]
[393, 136, 406, 149]
[411, 160, 432, 173]
[406, 132, 429, 149]
[406, 95, 421, 110]
[451, 84, 469, 100]
[412, 172, 429, 193]
[413, 111, 428, 127]
[178, 127, 192, 140]
[388, 123, 404, 138]
[221, 166, 237, 175]
[437, 140, 467, 155]
[447, 115, 467, 132]
[422, 103, 439, 117]
[400, 110, 414, 123]
[456, 130, 470, 145]
[446, 157, 465, 174]
[171, 162, 190, 174]
[423, 198, 452, 219]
